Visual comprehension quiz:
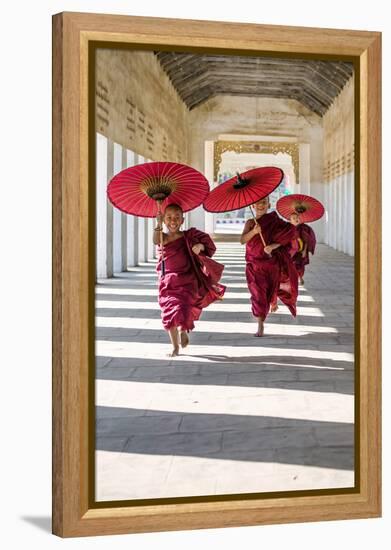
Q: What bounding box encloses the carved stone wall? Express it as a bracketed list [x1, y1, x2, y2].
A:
[323, 77, 354, 182]
[96, 49, 189, 163]
[323, 77, 355, 255]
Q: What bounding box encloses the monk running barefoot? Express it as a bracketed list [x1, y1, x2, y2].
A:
[289, 213, 317, 286]
[154, 204, 225, 356]
[240, 197, 298, 337]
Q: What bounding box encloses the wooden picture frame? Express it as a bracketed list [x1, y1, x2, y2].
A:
[52, 11, 381, 537]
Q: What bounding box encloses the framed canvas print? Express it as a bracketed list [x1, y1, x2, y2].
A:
[52, 12, 381, 537]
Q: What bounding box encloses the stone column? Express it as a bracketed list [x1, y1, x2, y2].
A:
[309, 182, 325, 244]
[137, 155, 146, 262]
[132, 153, 140, 265]
[121, 148, 128, 271]
[106, 141, 114, 277]
[331, 179, 337, 250]
[96, 134, 114, 279]
[341, 174, 348, 253]
[143, 158, 155, 261]
[330, 181, 335, 249]
[126, 150, 137, 267]
[348, 172, 355, 256]
[146, 218, 154, 260]
[298, 143, 311, 195]
[113, 143, 123, 274]
[337, 174, 344, 252]
[143, 158, 150, 262]
[204, 140, 215, 234]
[324, 181, 331, 245]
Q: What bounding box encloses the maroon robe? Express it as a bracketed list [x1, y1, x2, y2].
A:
[157, 228, 226, 331]
[291, 223, 317, 278]
[245, 211, 298, 320]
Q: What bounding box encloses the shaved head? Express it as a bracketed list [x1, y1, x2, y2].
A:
[164, 203, 183, 215]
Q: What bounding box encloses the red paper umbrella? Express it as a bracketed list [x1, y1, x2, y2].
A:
[107, 161, 210, 218]
[203, 167, 284, 213]
[107, 162, 209, 276]
[276, 194, 325, 223]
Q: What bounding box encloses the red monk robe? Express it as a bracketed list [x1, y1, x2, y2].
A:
[156, 228, 226, 331]
[245, 211, 298, 320]
[291, 223, 317, 280]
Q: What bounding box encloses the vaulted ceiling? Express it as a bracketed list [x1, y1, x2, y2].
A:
[154, 52, 353, 117]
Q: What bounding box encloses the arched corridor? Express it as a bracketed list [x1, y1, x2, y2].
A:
[95, 241, 354, 500]
[93, 46, 356, 502]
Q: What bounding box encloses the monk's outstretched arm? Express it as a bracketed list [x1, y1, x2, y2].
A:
[240, 219, 260, 244]
[264, 242, 281, 254]
[189, 228, 216, 256]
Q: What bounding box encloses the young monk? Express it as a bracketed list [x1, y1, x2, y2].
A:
[240, 197, 298, 336]
[153, 203, 225, 356]
[289, 213, 317, 285]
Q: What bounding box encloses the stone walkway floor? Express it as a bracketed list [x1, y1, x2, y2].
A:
[95, 242, 355, 501]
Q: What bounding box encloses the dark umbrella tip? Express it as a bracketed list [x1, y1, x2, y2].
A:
[233, 173, 249, 189]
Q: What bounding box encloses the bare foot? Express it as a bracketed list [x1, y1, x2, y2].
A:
[168, 327, 179, 356]
[167, 347, 180, 357]
[254, 319, 264, 337]
[180, 331, 189, 348]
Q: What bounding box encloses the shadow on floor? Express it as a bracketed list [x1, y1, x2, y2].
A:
[96, 355, 354, 395]
[96, 406, 354, 471]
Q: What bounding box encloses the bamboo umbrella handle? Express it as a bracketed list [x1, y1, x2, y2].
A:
[157, 201, 165, 276]
[250, 206, 267, 248]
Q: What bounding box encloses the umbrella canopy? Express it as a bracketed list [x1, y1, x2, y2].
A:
[107, 161, 210, 218]
[276, 193, 325, 223]
[203, 167, 284, 213]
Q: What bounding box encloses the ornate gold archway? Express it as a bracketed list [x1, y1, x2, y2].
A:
[213, 140, 300, 183]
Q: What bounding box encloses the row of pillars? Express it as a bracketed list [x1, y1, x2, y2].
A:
[96, 133, 354, 280]
[323, 172, 355, 256]
[96, 133, 157, 279]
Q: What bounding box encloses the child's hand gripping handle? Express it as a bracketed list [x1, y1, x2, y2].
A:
[156, 209, 165, 276]
[253, 222, 271, 256]
[249, 205, 269, 255]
